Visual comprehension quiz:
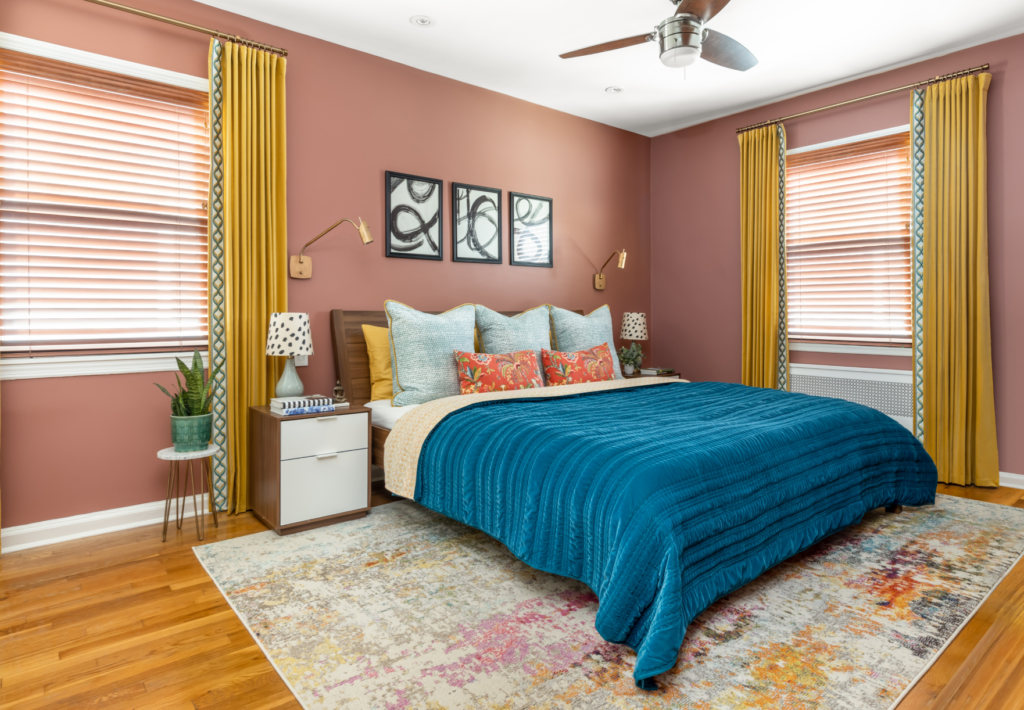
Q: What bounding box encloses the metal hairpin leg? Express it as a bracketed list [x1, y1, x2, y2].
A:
[162, 461, 176, 542]
[204, 458, 219, 529]
[185, 459, 205, 541]
[176, 461, 186, 530]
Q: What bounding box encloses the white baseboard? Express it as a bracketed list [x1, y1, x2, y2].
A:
[1, 494, 213, 554]
[1000, 472, 1024, 490]
[4, 470, 1021, 554]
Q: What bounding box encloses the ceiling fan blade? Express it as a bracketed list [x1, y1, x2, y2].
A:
[560, 34, 650, 59]
[675, 0, 732, 22]
[701, 29, 758, 71]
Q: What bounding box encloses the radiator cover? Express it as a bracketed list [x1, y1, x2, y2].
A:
[790, 364, 913, 431]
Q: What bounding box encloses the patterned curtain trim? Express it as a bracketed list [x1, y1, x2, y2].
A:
[776, 124, 790, 391]
[208, 40, 228, 510]
[911, 90, 926, 443]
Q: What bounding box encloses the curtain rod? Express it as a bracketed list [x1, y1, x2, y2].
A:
[82, 0, 288, 57]
[735, 64, 989, 134]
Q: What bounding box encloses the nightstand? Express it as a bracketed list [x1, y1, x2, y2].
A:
[249, 405, 371, 535]
[624, 371, 681, 380]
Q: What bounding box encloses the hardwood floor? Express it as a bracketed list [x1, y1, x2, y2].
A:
[1, 484, 1022, 709]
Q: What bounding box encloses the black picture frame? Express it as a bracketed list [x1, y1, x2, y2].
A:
[509, 192, 553, 268]
[385, 171, 443, 260]
[451, 183, 502, 264]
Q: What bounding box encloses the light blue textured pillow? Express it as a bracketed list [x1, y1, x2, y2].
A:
[476, 305, 551, 367]
[386, 301, 476, 406]
[549, 305, 623, 378]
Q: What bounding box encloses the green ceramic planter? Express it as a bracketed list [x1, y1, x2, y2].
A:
[171, 413, 213, 453]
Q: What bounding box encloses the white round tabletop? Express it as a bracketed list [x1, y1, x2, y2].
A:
[157, 444, 221, 461]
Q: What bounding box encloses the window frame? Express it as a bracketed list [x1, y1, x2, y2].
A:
[0, 32, 210, 375]
[785, 125, 914, 353]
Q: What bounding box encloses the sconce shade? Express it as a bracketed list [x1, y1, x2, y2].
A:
[620, 312, 648, 341]
[617, 250, 627, 269]
[266, 312, 313, 356]
[356, 218, 373, 245]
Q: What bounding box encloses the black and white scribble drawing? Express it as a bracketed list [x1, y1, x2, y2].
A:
[510, 193, 553, 267]
[452, 183, 502, 264]
[385, 171, 443, 260]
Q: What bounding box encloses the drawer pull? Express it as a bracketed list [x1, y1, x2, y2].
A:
[316, 452, 339, 460]
[316, 416, 335, 422]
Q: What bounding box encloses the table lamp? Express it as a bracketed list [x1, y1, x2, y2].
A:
[266, 312, 313, 398]
[620, 312, 648, 344]
[620, 312, 648, 374]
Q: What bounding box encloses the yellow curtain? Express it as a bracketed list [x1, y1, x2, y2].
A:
[739, 125, 786, 389]
[219, 41, 288, 513]
[922, 73, 999, 486]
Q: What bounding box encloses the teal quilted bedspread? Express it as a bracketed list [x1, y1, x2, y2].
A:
[414, 382, 938, 683]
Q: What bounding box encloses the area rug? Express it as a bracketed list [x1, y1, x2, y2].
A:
[195, 495, 1024, 710]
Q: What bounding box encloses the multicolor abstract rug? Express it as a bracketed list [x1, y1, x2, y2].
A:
[195, 495, 1024, 709]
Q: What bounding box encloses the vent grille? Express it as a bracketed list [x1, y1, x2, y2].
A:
[792, 374, 911, 418]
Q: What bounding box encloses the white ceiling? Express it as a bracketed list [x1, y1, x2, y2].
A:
[195, 0, 1024, 137]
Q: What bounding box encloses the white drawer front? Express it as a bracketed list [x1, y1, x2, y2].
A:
[280, 412, 367, 460]
[280, 449, 368, 526]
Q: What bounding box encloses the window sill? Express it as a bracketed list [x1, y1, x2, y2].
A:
[0, 351, 210, 381]
[790, 342, 912, 357]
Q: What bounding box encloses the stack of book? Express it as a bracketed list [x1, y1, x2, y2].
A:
[270, 396, 348, 416]
[640, 367, 676, 376]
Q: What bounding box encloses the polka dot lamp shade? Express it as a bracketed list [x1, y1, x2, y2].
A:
[266, 312, 313, 357]
[620, 312, 648, 341]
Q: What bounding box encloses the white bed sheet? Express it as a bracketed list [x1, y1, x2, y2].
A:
[364, 399, 418, 430]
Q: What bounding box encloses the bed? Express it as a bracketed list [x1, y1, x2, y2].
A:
[330, 308, 939, 688]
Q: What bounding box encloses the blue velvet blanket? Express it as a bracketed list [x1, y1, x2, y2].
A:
[413, 382, 937, 682]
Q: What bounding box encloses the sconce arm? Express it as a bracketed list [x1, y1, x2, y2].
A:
[298, 218, 360, 263]
[599, 250, 624, 275]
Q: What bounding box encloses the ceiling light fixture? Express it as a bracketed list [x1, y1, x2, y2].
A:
[605, 86, 623, 94]
[657, 15, 703, 68]
[409, 15, 435, 28]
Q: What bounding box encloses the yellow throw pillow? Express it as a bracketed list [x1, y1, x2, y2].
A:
[362, 324, 393, 401]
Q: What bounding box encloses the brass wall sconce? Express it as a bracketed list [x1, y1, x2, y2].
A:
[594, 249, 627, 290]
[290, 217, 373, 279]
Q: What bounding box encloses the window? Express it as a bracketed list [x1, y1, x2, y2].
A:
[0, 48, 209, 356]
[785, 131, 912, 346]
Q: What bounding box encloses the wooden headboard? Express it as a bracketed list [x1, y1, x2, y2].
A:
[330, 308, 583, 406]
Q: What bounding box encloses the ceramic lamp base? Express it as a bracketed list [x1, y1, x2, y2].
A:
[275, 357, 304, 398]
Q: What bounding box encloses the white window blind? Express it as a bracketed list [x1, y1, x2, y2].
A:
[0, 48, 209, 355]
[786, 132, 912, 345]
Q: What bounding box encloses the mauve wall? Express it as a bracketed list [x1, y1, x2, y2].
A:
[651, 33, 1024, 475]
[0, 0, 652, 528]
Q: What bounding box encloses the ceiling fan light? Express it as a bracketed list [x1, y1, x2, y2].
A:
[661, 45, 701, 68]
[657, 14, 703, 69]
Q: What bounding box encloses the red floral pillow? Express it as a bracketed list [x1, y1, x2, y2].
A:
[454, 350, 545, 395]
[542, 343, 616, 386]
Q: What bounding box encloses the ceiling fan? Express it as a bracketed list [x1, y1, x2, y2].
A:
[560, 0, 757, 72]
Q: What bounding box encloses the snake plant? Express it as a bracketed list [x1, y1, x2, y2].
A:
[155, 349, 221, 417]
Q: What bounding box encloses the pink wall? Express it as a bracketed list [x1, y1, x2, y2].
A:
[0, 0, 652, 528]
[651, 33, 1024, 474]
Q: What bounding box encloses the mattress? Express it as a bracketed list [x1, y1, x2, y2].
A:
[364, 399, 418, 430]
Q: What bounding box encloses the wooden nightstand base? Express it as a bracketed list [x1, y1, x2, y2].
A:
[250, 507, 368, 536]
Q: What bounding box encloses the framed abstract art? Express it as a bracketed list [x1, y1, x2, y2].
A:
[385, 171, 443, 260]
[452, 183, 502, 264]
[509, 192, 552, 268]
